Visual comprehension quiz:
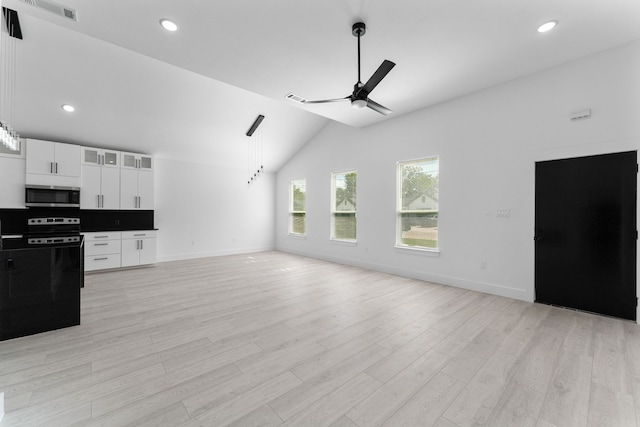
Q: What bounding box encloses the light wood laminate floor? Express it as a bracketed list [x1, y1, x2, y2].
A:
[1, 251, 640, 426]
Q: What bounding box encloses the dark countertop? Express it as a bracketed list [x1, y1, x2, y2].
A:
[81, 228, 158, 233]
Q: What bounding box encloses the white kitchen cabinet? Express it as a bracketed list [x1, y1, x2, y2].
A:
[121, 230, 156, 267]
[120, 152, 154, 210]
[81, 147, 121, 209]
[82, 147, 120, 167]
[121, 152, 153, 171]
[0, 138, 25, 208]
[26, 139, 81, 187]
[84, 232, 122, 271]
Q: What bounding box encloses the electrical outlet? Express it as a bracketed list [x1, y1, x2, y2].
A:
[480, 261, 487, 270]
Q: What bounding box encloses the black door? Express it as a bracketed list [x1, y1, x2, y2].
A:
[535, 151, 637, 320]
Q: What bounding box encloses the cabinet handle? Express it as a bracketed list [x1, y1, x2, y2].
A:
[97, 195, 100, 208]
[50, 162, 53, 173]
[140, 239, 143, 250]
[55, 162, 58, 174]
[101, 195, 104, 208]
[136, 240, 140, 250]
[94, 257, 108, 261]
[94, 243, 109, 246]
[94, 235, 109, 239]
[134, 234, 146, 237]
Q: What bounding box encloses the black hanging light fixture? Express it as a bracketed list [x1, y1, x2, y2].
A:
[0, 7, 22, 151]
[246, 115, 265, 185]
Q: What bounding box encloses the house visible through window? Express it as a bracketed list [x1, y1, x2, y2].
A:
[331, 171, 356, 241]
[397, 157, 439, 249]
[290, 178, 306, 235]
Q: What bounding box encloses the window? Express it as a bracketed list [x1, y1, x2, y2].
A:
[397, 156, 439, 249]
[331, 171, 357, 241]
[289, 178, 306, 235]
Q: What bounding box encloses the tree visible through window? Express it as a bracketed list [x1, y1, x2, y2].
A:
[332, 171, 356, 240]
[290, 178, 306, 235]
[397, 157, 439, 249]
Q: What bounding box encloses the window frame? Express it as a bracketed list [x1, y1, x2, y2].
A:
[289, 178, 306, 236]
[330, 170, 357, 242]
[396, 156, 439, 252]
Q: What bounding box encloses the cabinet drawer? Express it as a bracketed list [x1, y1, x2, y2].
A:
[84, 232, 121, 242]
[121, 230, 156, 240]
[85, 254, 121, 271]
[85, 240, 121, 256]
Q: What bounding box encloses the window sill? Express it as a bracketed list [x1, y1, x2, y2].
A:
[330, 238, 357, 246]
[394, 245, 440, 257]
[288, 233, 307, 239]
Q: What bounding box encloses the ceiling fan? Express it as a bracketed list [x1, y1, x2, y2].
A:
[287, 22, 396, 115]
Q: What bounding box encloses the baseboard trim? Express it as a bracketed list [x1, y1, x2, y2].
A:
[156, 246, 275, 263]
[278, 248, 530, 302]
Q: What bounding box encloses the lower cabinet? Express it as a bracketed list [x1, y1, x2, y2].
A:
[84, 230, 156, 272]
[121, 230, 157, 268]
[84, 232, 122, 271]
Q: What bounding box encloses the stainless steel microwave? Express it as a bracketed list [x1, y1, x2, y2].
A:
[25, 185, 80, 208]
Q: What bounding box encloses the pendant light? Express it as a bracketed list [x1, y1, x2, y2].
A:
[0, 5, 21, 151]
[246, 115, 265, 185]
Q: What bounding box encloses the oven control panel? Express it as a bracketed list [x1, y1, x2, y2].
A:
[28, 217, 80, 226]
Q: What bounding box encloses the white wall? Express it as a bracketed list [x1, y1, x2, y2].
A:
[276, 40, 640, 304]
[155, 157, 275, 262]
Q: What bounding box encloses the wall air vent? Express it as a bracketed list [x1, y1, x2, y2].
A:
[18, 0, 77, 22]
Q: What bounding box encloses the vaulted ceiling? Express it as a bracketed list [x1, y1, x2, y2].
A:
[3, 0, 640, 171]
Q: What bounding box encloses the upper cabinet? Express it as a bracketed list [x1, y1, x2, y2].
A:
[25, 139, 81, 187]
[82, 147, 120, 168]
[81, 147, 121, 210]
[121, 152, 153, 171]
[18, 140, 154, 211]
[120, 151, 154, 210]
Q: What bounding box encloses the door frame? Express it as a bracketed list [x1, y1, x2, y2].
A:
[532, 140, 640, 323]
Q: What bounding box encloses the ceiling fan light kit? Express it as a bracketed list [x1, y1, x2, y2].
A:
[351, 99, 367, 109]
[287, 21, 395, 116]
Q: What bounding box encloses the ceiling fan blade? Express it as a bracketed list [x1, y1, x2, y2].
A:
[359, 60, 395, 96]
[366, 98, 393, 115]
[302, 96, 350, 104]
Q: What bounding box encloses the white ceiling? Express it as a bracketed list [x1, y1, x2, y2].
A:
[2, 0, 640, 171]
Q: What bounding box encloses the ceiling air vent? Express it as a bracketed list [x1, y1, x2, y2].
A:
[18, 0, 77, 22]
[285, 93, 307, 104]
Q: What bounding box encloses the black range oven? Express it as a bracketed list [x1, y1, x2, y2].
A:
[0, 216, 84, 341]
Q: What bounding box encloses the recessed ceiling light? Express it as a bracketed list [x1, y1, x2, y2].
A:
[160, 19, 178, 32]
[61, 104, 75, 112]
[537, 20, 558, 33]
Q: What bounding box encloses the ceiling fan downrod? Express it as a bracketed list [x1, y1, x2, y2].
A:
[352, 22, 367, 108]
[352, 22, 366, 85]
